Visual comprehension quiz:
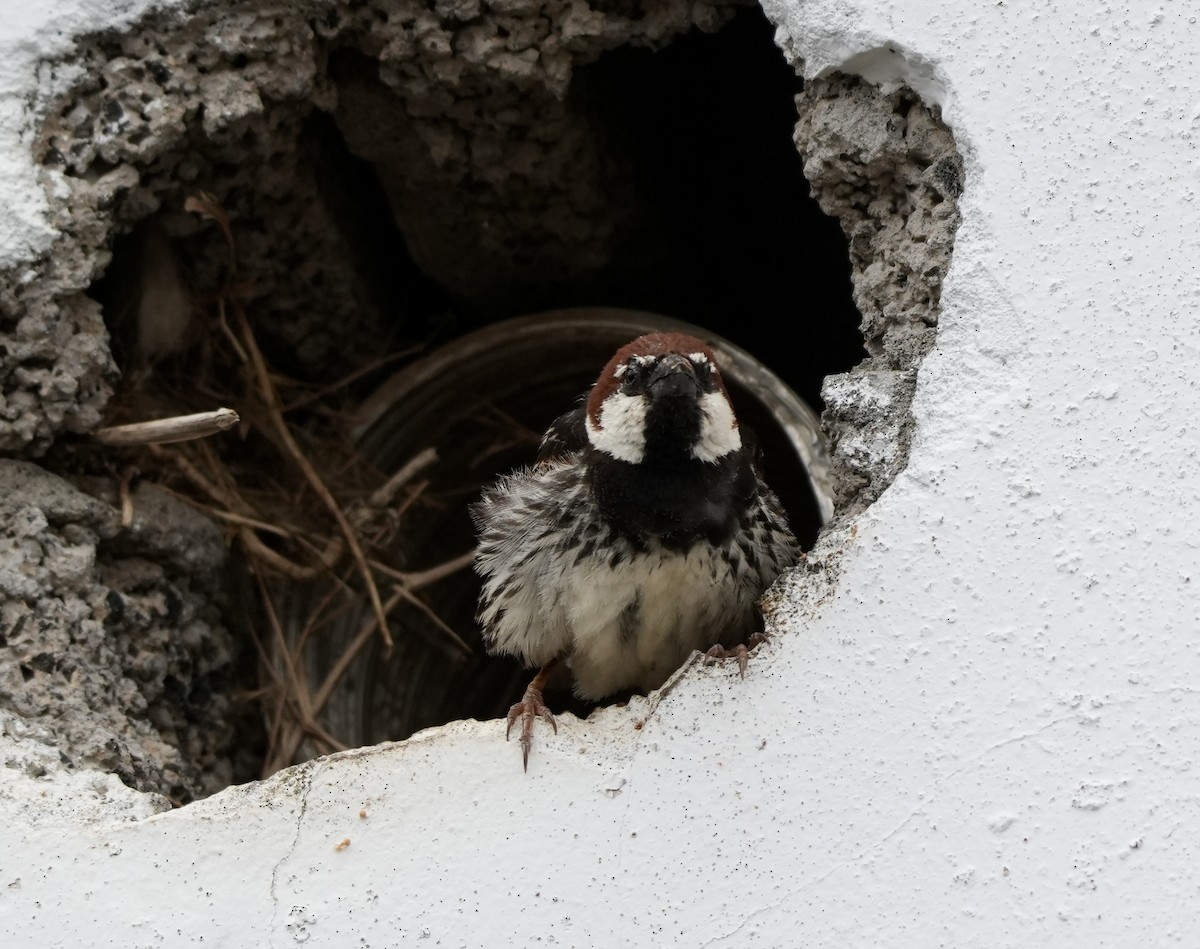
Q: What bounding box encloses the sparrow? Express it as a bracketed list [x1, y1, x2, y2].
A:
[472, 332, 800, 769]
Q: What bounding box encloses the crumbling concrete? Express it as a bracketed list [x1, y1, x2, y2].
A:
[0, 461, 240, 799]
[794, 74, 963, 513]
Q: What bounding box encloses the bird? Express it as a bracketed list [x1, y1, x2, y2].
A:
[472, 332, 801, 769]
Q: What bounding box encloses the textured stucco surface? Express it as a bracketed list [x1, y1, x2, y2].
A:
[5, 1, 1200, 947]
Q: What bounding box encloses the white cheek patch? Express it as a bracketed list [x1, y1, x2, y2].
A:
[691, 390, 742, 463]
[586, 392, 648, 463]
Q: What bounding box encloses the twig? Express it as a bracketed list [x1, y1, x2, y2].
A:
[358, 478, 431, 551]
[256, 570, 312, 724]
[311, 586, 405, 717]
[232, 304, 394, 654]
[269, 585, 407, 771]
[147, 443, 259, 521]
[194, 439, 248, 506]
[241, 585, 290, 773]
[93, 407, 240, 446]
[467, 406, 542, 467]
[185, 192, 237, 280]
[314, 549, 473, 709]
[393, 584, 473, 656]
[344, 448, 437, 536]
[290, 568, 353, 659]
[368, 448, 438, 510]
[240, 528, 324, 581]
[369, 549, 476, 591]
[168, 499, 292, 538]
[216, 302, 248, 364]
[392, 479, 430, 519]
[282, 345, 423, 413]
[256, 571, 348, 774]
[267, 547, 474, 771]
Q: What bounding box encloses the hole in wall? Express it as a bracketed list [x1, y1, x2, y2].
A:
[1, 0, 962, 800]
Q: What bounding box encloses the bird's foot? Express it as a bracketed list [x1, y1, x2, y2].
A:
[704, 631, 770, 678]
[506, 682, 557, 772]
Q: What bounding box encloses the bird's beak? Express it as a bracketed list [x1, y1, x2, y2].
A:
[647, 354, 699, 399]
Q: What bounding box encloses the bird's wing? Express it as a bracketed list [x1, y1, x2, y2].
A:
[471, 460, 589, 668]
[536, 405, 587, 465]
[739, 419, 765, 473]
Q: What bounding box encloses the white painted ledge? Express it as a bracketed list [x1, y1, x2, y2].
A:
[5, 0, 1200, 945]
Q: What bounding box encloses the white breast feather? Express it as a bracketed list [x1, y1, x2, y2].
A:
[564, 543, 757, 699]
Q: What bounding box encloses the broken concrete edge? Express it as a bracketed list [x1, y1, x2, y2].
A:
[0, 0, 961, 461]
[0, 1, 162, 267]
[0, 651, 700, 830]
[794, 71, 964, 516]
[765, 0, 968, 517]
[0, 706, 172, 829]
[0, 556, 840, 830]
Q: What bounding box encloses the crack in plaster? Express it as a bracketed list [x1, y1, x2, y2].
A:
[938, 715, 1078, 779]
[267, 759, 322, 948]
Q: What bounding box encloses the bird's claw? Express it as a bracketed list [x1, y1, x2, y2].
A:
[505, 686, 557, 772]
[704, 632, 770, 678]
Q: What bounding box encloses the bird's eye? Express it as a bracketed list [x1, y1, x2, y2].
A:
[617, 360, 650, 390]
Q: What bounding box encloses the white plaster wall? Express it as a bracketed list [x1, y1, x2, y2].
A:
[3, 0, 1200, 945]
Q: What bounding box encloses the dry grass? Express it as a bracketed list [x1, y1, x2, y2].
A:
[102, 193, 474, 777]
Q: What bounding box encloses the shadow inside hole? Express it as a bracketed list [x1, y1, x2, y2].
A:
[565, 7, 865, 410]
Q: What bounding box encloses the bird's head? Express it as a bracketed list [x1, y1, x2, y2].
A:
[585, 333, 742, 465]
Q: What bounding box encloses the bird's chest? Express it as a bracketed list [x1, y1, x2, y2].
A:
[561, 540, 755, 700]
[589, 453, 748, 548]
